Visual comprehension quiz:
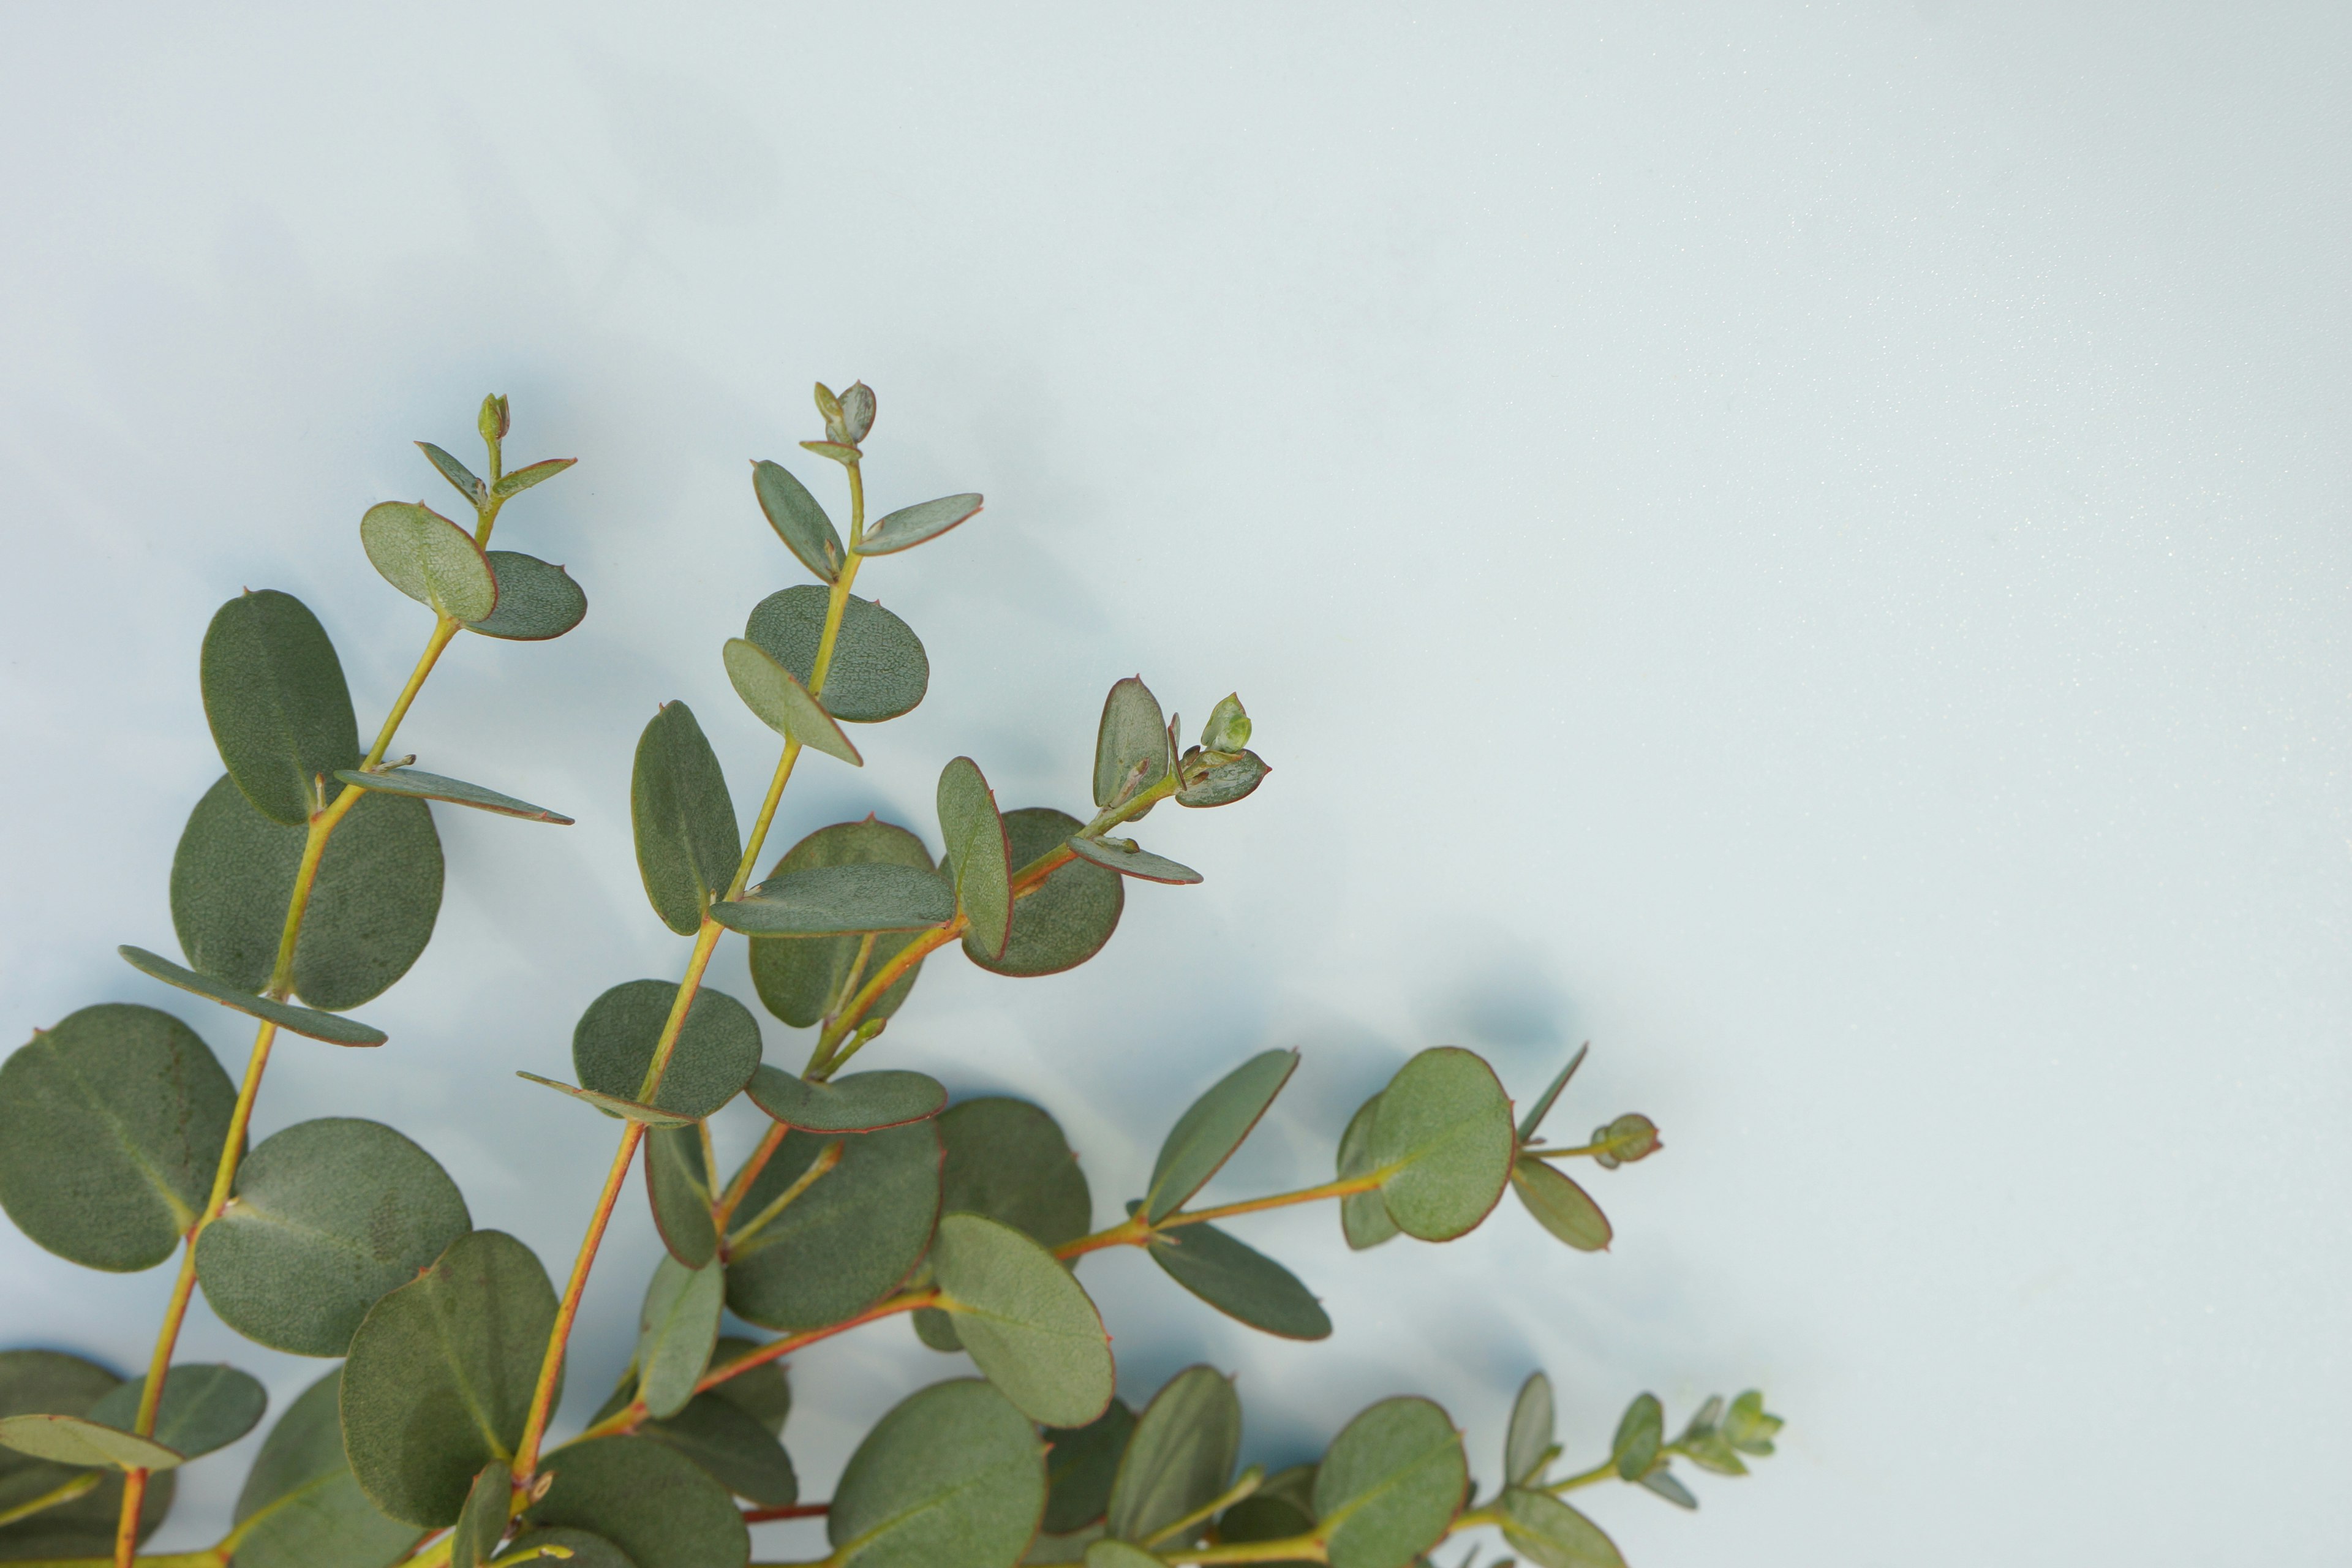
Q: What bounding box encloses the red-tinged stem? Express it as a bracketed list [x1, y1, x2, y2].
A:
[741, 1504, 828, 1524]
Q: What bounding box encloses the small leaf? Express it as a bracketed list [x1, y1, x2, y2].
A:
[572, 980, 761, 1121]
[855, 493, 983, 556]
[118, 946, 386, 1047]
[342, 1230, 558, 1526]
[644, 1126, 718, 1269]
[1588, 1114, 1661, 1169]
[515, 1072, 698, 1127]
[1200, 695, 1250, 753]
[1515, 1044, 1588, 1144]
[361, 502, 499, 622]
[1142, 1215, 1330, 1341]
[335, 767, 573, 823]
[1510, 1159, 1611, 1253]
[0, 1003, 235, 1272]
[1722, 1390, 1782, 1456]
[451, 1463, 511, 1568]
[752, 460, 843, 582]
[725, 1121, 941, 1332]
[639, 1392, 796, 1505]
[746, 1066, 945, 1133]
[636, 1258, 724, 1420]
[1043, 1400, 1135, 1535]
[1610, 1394, 1662, 1481]
[799, 440, 862, 466]
[930, 1213, 1114, 1428]
[195, 1116, 471, 1356]
[0, 1415, 179, 1471]
[747, 819, 937, 1028]
[1311, 1398, 1466, 1568]
[722, 638, 861, 765]
[1366, 1049, 1515, 1242]
[1505, 1374, 1553, 1488]
[86, 1363, 268, 1465]
[631, 703, 742, 937]
[742, 587, 929, 723]
[1175, 750, 1269, 809]
[466, 552, 587, 641]
[938, 1097, 1093, 1251]
[937, 758, 1012, 960]
[416, 442, 486, 508]
[712, 864, 952, 937]
[826, 1380, 1044, 1568]
[1067, 837, 1201, 885]
[837, 382, 875, 443]
[968, 808, 1123, 978]
[0, 1352, 172, 1558]
[491, 458, 576, 501]
[1334, 1092, 1400, 1251]
[1146, 1050, 1298, 1222]
[1092, 679, 1168, 810]
[1635, 1468, 1697, 1509]
[230, 1367, 418, 1568]
[201, 589, 361, 826]
[526, 1437, 747, 1568]
[1107, 1366, 1240, 1547]
[1496, 1488, 1624, 1568]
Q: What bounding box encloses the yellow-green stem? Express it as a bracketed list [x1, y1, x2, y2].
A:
[724, 1139, 842, 1250]
[0, 1474, 99, 1529]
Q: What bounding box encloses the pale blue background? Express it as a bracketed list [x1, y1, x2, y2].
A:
[2, 4, 2346, 1564]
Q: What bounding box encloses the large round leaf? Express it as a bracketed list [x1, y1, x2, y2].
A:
[827, 1380, 1044, 1568]
[1144, 1218, 1330, 1341]
[1312, 1398, 1466, 1568]
[746, 820, 935, 1029]
[930, 1215, 1113, 1428]
[639, 1395, 796, 1507]
[938, 1098, 1093, 1249]
[1366, 1049, 1514, 1242]
[342, 1231, 557, 1526]
[0, 1353, 171, 1561]
[1145, 1050, 1298, 1222]
[360, 502, 498, 622]
[744, 586, 928, 722]
[644, 1126, 717, 1270]
[466, 552, 587, 641]
[0, 1003, 235, 1272]
[201, 590, 361, 826]
[573, 981, 761, 1121]
[197, 1117, 471, 1356]
[1042, 1400, 1134, 1536]
[1106, 1366, 1240, 1547]
[228, 1368, 420, 1568]
[967, 809, 1121, 978]
[527, 1438, 747, 1568]
[725, 1122, 940, 1332]
[631, 703, 742, 937]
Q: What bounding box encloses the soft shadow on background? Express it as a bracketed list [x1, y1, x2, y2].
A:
[2, 5, 2347, 1564]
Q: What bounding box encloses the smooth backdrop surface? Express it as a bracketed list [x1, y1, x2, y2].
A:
[2, 5, 2346, 1564]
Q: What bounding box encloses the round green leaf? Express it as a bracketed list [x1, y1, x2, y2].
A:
[1145, 1050, 1298, 1222]
[1334, 1093, 1398, 1251]
[827, 1379, 1044, 1568]
[636, 1258, 723, 1421]
[1496, 1488, 1625, 1568]
[631, 703, 742, 937]
[333, 767, 572, 824]
[752, 461, 843, 584]
[938, 1097, 1093, 1251]
[201, 589, 361, 826]
[573, 981, 761, 1121]
[0, 1352, 172, 1561]
[937, 758, 1011, 960]
[747, 1067, 944, 1133]
[743, 586, 929, 723]
[196, 1117, 470, 1356]
[1145, 1219, 1331, 1341]
[1092, 679, 1167, 810]
[342, 1230, 558, 1526]
[118, 946, 386, 1047]
[85, 1363, 268, 1466]
[720, 639, 859, 766]
[745, 820, 935, 1029]
[1610, 1393, 1663, 1481]
[228, 1366, 423, 1568]
[1312, 1397, 1466, 1568]
[466, 552, 587, 641]
[1106, 1366, 1240, 1547]
[527, 1437, 747, 1568]
[644, 1126, 717, 1270]
[639, 1393, 796, 1507]
[1042, 1400, 1134, 1536]
[361, 502, 498, 622]
[1505, 1373, 1554, 1488]
[725, 1122, 940, 1332]
[967, 809, 1122, 978]
[450, 1463, 511, 1568]
[0, 1003, 236, 1272]
[1510, 1158, 1611, 1253]
[931, 1214, 1113, 1428]
[714, 865, 952, 937]
[1366, 1049, 1514, 1242]
[855, 493, 983, 557]
[1067, 837, 1200, 885]
[505, 1530, 633, 1568]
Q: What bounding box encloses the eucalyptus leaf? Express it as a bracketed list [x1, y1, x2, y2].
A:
[752, 460, 843, 582]
[1311, 1397, 1465, 1568]
[1334, 1093, 1398, 1251]
[1066, 837, 1202, 886]
[491, 458, 576, 501]
[451, 1464, 511, 1568]
[118, 946, 387, 1047]
[526, 1437, 747, 1568]
[416, 442, 486, 508]
[855, 493, 982, 557]
[466, 552, 587, 641]
[1106, 1366, 1240, 1547]
[745, 820, 935, 1028]
[1042, 1400, 1134, 1535]
[1082, 1541, 1161, 1568]
[721, 638, 860, 765]
[1636, 1468, 1697, 1509]
[644, 1126, 717, 1270]
[1146, 1050, 1298, 1222]
[0, 1417, 178, 1472]
[229, 1368, 418, 1568]
[747, 1067, 944, 1133]
[1496, 1488, 1624, 1568]
[1515, 1044, 1588, 1143]
[333, 767, 572, 824]
[1175, 750, 1269, 810]
[1610, 1394, 1663, 1481]
[639, 1393, 796, 1506]
[937, 757, 1011, 960]
[636, 1258, 725, 1420]
[702, 1339, 790, 1434]
[572, 980, 761, 1121]
[0, 1003, 235, 1272]
[85, 1363, 268, 1466]
[201, 589, 360, 826]
[1366, 1049, 1514, 1242]
[799, 440, 862, 466]
[341, 1230, 558, 1526]
[1092, 679, 1168, 810]
[195, 1116, 471, 1356]
[938, 1097, 1093, 1251]
[1142, 1217, 1330, 1341]
[1505, 1374, 1554, 1488]
[725, 1121, 941, 1332]
[1722, 1390, 1782, 1456]
[1510, 1159, 1611, 1253]
[514, 1074, 698, 1128]
[742, 587, 929, 723]
[504, 1530, 631, 1568]
[968, 809, 1122, 978]
[360, 502, 499, 622]
[0, 1352, 172, 1560]
[712, 865, 952, 937]
[1216, 1468, 1317, 1567]
[631, 703, 742, 936]
[826, 1379, 1044, 1568]
[931, 1213, 1114, 1428]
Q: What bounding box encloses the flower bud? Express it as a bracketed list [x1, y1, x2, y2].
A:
[477, 393, 510, 443]
[1591, 1113, 1660, 1169]
[1200, 693, 1251, 753]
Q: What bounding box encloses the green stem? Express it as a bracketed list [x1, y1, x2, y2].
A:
[0, 1473, 99, 1529]
[724, 1139, 843, 1250]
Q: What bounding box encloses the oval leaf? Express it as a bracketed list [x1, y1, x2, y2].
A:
[932, 1214, 1114, 1428]
[1312, 1397, 1466, 1568]
[712, 865, 952, 937]
[1176, 750, 1270, 810]
[1334, 1092, 1398, 1251]
[936, 758, 1011, 959]
[1496, 1487, 1625, 1568]
[451, 1463, 511, 1568]
[1068, 837, 1201, 885]
[644, 1125, 717, 1270]
[342, 1230, 557, 1526]
[0, 1415, 179, 1472]
[1506, 1373, 1555, 1488]
[967, 808, 1122, 978]
[827, 1379, 1044, 1568]
[752, 461, 843, 583]
[573, 980, 761, 1121]
[515, 1073, 697, 1127]
[0, 1352, 172, 1559]
[527, 1437, 747, 1568]
[416, 442, 486, 509]
[1610, 1393, 1663, 1481]
[492, 458, 576, 501]
[742, 587, 929, 724]
[230, 1367, 418, 1568]
[938, 1098, 1093, 1251]
[360, 502, 498, 622]
[747, 1067, 944, 1133]
[334, 767, 572, 824]
[87, 1363, 268, 1466]
[720, 638, 860, 765]
[639, 1393, 796, 1507]
[1146, 1050, 1298, 1222]
[202, 590, 361, 826]
[1107, 1366, 1240, 1546]
[1043, 1400, 1135, 1536]
[1510, 1158, 1611, 1253]
[196, 1117, 471, 1356]
[636, 1258, 724, 1421]
[855, 493, 982, 557]
[1144, 1219, 1331, 1341]
[725, 1121, 941, 1332]
[0, 1003, 235, 1272]
[118, 946, 386, 1047]
[631, 703, 742, 936]
[745, 819, 935, 1030]
[1366, 1049, 1514, 1242]
[1092, 679, 1169, 810]
[466, 552, 587, 641]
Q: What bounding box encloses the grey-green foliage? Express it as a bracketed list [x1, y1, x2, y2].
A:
[0, 383, 1774, 1568]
